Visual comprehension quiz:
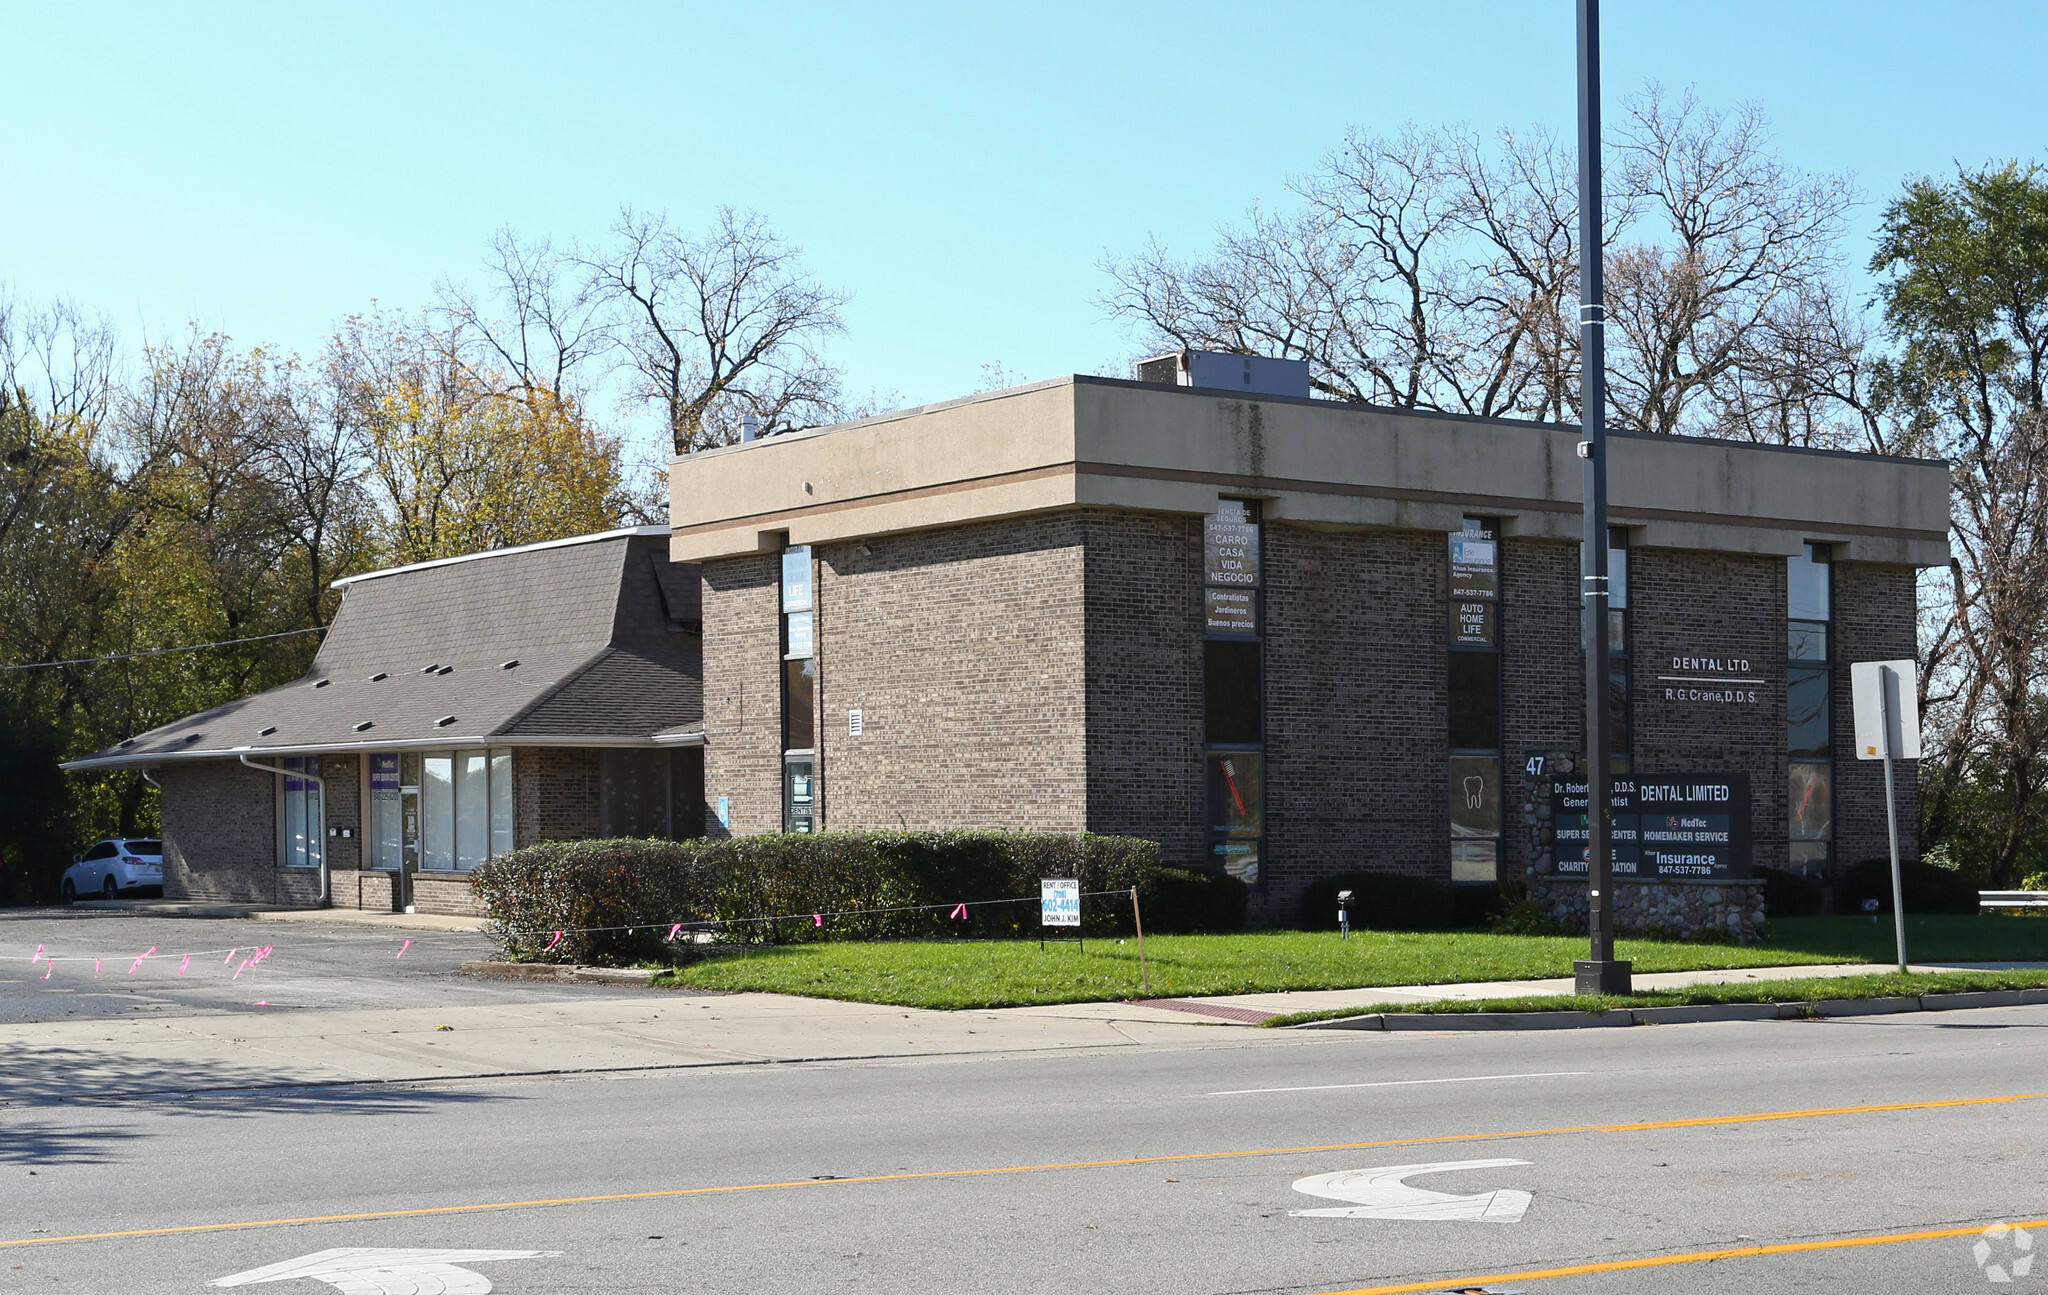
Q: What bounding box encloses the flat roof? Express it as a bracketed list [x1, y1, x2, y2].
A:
[667, 375, 1951, 567]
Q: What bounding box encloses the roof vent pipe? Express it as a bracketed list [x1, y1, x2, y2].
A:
[740, 415, 761, 443]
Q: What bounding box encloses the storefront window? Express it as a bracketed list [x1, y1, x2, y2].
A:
[278, 757, 322, 869]
[407, 748, 514, 872]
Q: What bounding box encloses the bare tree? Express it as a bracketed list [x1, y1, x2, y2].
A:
[1102, 85, 1866, 444]
[439, 227, 609, 410]
[578, 206, 849, 454]
[1603, 86, 1858, 439]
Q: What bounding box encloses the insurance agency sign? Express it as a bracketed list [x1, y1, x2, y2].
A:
[1550, 773, 1751, 880]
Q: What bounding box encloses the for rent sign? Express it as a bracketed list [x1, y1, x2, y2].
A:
[1550, 774, 1751, 881]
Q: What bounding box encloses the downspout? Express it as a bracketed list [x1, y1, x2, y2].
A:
[239, 754, 330, 907]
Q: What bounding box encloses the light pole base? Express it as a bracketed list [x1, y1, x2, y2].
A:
[1574, 959, 1634, 996]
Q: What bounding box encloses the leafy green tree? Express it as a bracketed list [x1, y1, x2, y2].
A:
[1871, 162, 2048, 886]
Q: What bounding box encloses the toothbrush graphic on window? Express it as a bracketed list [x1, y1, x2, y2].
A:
[1222, 759, 1247, 817]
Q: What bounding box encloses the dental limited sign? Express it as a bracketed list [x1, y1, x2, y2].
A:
[1550, 773, 1751, 880]
[1657, 655, 1762, 705]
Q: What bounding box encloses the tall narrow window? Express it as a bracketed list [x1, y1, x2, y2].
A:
[781, 545, 817, 832]
[1788, 543, 1833, 874]
[1203, 500, 1262, 883]
[277, 757, 323, 869]
[1449, 519, 1501, 883]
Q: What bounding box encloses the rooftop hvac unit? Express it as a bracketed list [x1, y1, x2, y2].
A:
[1134, 348, 1310, 399]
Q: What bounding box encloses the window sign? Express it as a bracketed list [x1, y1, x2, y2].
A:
[1449, 534, 1498, 599]
[785, 610, 814, 657]
[1204, 588, 1258, 636]
[369, 753, 402, 870]
[1203, 504, 1260, 586]
[781, 546, 812, 612]
[1211, 838, 1261, 884]
[784, 759, 815, 833]
[1450, 599, 1497, 646]
[716, 794, 731, 829]
[1206, 752, 1263, 837]
[1449, 755, 1501, 838]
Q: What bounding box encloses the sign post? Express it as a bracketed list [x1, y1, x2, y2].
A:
[1852, 659, 1921, 972]
[1573, 0, 1630, 997]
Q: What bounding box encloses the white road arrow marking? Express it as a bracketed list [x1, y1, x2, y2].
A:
[209, 1247, 559, 1294]
[1289, 1159, 1533, 1222]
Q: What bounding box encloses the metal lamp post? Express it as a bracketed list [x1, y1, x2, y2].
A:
[1574, 0, 1632, 997]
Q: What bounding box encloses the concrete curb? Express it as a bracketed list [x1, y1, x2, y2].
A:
[461, 960, 661, 986]
[1290, 986, 2048, 1031]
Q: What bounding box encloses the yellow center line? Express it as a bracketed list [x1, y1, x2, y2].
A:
[5, 1090, 2043, 1249]
[1316, 1215, 2048, 1294]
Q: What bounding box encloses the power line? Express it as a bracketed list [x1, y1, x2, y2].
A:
[0, 624, 327, 673]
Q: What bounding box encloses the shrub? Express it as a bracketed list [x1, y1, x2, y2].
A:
[1837, 857, 1981, 915]
[1298, 872, 1459, 931]
[472, 831, 1165, 963]
[1145, 867, 1248, 934]
[1755, 865, 1825, 918]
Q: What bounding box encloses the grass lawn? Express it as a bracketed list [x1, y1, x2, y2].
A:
[1765, 914, 2048, 963]
[659, 927, 1842, 1010]
[656, 916, 2048, 1011]
[1260, 967, 2048, 1027]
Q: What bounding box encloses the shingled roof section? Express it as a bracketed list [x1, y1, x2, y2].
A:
[64, 527, 702, 770]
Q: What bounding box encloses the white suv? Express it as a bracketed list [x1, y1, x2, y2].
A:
[62, 839, 165, 903]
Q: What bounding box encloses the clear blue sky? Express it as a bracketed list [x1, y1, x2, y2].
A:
[7, 1, 2045, 425]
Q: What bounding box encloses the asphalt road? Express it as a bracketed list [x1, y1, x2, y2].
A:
[5, 960, 2045, 1294]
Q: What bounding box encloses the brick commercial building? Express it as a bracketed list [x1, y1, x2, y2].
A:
[669, 366, 1949, 927]
[63, 528, 706, 915]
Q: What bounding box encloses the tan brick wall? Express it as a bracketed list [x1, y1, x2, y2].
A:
[689, 505, 1920, 924]
[700, 552, 785, 834]
[1082, 511, 1201, 861]
[815, 515, 1089, 831]
[1830, 562, 1920, 869]
[513, 746, 601, 844]
[410, 874, 486, 916]
[1261, 525, 1446, 917]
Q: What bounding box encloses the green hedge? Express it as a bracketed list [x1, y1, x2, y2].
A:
[1755, 865, 1826, 918]
[1146, 867, 1249, 934]
[1838, 857, 1981, 915]
[471, 831, 1179, 964]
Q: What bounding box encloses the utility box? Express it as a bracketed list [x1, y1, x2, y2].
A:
[1135, 348, 1311, 399]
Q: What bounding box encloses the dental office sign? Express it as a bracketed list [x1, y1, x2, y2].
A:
[1551, 773, 1751, 881]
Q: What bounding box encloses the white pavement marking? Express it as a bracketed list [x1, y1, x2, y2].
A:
[1289, 1159, 1534, 1222]
[1208, 1070, 1586, 1096]
[208, 1247, 559, 1294]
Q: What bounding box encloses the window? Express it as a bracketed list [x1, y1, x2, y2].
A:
[277, 757, 323, 870]
[1448, 519, 1502, 883]
[1787, 544, 1833, 874]
[408, 748, 514, 872]
[1203, 501, 1263, 884]
[781, 545, 818, 832]
[1204, 640, 1262, 745]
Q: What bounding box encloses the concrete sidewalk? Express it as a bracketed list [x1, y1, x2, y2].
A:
[1031, 959, 2048, 1025]
[9, 958, 2042, 1103]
